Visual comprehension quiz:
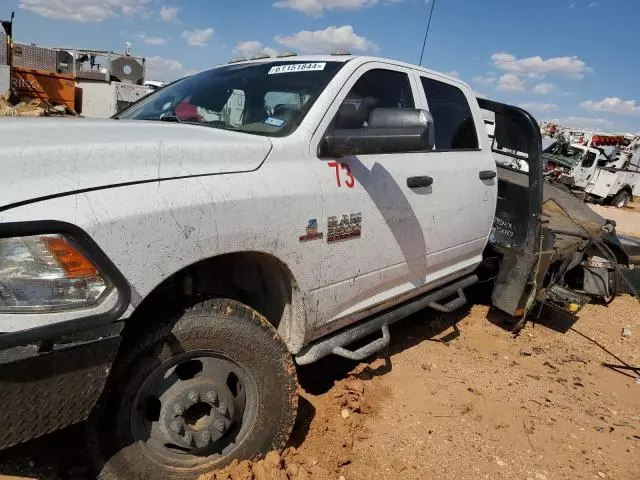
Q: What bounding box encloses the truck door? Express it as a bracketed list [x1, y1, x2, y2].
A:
[308, 63, 434, 338]
[585, 168, 617, 198]
[415, 74, 497, 281]
[572, 149, 597, 188]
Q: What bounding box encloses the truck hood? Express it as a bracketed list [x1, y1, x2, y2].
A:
[0, 118, 272, 210]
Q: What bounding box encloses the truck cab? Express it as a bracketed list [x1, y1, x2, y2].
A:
[570, 144, 607, 188]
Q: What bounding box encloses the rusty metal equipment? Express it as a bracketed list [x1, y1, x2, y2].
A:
[11, 67, 76, 111]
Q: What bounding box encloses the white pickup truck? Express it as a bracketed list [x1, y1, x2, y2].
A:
[0, 54, 632, 479]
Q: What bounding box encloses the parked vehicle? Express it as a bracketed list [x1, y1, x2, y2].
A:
[0, 54, 632, 479]
[543, 135, 640, 207]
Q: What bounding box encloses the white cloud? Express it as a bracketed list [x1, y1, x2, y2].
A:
[275, 25, 377, 54]
[497, 73, 525, 92]
[588, 1, 599, 7]
[532, 82, 556, 95]
[445, 70, 460, 78]
[159, 6, 178, 22]
[568, 2, 576, 7]
[473, 75, 496, 87]
[138, 33, 169, 45]
[519, 102, 559, 112]
[19, 0, 149, 22]
[580, 97, 640, 116]
[552, 116, 614, 129]
[491, 52, 592, 80]
[145, 55, 183, 82]
[473, 90, 487, 99]
[234, 41, 278, 58]
[273, 0, 400, 16]
[182, 28, 214, 47]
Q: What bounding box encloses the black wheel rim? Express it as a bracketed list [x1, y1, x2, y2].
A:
[130, 350, 259, 468]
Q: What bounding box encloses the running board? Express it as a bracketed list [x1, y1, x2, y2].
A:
[295, 275, 477, 365]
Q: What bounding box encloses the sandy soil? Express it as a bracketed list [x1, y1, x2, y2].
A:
[1, 294, 638, 480]
[590, 203, 640, 237]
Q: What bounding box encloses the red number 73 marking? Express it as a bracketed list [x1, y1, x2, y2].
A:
[328, 161, 355, 188]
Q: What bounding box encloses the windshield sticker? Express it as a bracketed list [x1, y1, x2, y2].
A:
[268, 63, 326, 75]
[264, 117, 285, 127]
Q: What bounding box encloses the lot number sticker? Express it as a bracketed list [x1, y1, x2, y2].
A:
[268, 63, 326, 74]
[264, 117, 285, 127]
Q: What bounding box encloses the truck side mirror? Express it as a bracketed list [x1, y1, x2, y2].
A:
[320, 108, 435, 157]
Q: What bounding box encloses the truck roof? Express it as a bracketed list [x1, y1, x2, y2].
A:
[211, 54, 463, 84]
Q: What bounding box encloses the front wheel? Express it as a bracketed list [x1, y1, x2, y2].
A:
[90, 299, 298, 480]
[611, 190, 629, 208]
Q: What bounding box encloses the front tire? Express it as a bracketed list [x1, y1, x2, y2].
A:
[611, 190, 629, 208]
[90, 299, 298, 480]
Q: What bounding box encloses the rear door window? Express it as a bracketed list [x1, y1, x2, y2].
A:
[581, 151, 597, 168]
[419, 77, 478, 150]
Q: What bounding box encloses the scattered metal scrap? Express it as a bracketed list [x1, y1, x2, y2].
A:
[0, 89, 74, 117]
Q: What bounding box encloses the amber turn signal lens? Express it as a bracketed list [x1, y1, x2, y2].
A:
[44, 236, 98, 278]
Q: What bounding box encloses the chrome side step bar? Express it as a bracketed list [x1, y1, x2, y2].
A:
[295, 275, 477, 365]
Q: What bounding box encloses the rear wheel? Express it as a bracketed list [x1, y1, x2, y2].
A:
[611, 190, 629, 208]
[90, 299, 298, 480]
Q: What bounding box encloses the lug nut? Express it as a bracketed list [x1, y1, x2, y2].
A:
[173, 403, 184, 416]
[205, 390, 218, 403]
[199, 431, 211, 444]
[170, 420, 181, 433]
[188, 390, 199, 403]
[213, 420, 225, 433]
[217, 401, 228, 416]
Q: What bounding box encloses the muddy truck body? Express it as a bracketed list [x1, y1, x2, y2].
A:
[0, 55, 632, 479]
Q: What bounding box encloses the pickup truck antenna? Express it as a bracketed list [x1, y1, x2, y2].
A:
[419, 0, 436, 66]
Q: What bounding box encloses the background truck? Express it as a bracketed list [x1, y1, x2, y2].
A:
[0, 54, 633, 480]
[543, 134, 640, 207]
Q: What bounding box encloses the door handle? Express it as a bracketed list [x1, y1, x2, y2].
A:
[407, 176, 434, 188]
[479, 170, 497, 180]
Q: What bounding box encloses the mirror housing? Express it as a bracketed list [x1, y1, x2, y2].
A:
[320, 108, 435, 157]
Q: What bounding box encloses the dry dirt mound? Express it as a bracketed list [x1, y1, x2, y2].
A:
[200, 366, 376, 480]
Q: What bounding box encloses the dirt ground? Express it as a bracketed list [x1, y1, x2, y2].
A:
[1, 294, 639, 480]
[589, 202, 640, 237]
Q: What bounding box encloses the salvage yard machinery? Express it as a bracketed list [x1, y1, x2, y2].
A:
[543, 133, 640, 208]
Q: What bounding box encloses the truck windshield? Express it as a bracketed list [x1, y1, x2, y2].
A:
[542, 142, 584, 167]
[117, 61, 344, 136]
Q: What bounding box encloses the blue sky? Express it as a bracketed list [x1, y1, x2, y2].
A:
[5, 0, 640, 133]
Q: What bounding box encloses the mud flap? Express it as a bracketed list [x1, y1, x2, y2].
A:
[0, 333, 121, 450]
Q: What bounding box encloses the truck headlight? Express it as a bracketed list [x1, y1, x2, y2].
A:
[0, 234, 111, 312]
